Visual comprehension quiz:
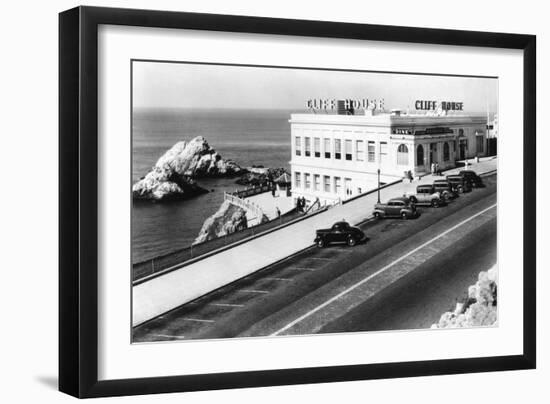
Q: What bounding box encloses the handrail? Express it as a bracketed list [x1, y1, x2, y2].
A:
[224, 192, 265, 220]
[231, 184, 273, 199]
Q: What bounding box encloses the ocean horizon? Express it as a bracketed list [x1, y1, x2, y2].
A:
[132, 107, 294, 263]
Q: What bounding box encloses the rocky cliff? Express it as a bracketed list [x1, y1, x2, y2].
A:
[133, 136, 243, 201]
[194, 201, 248, 244]
[432, 266, 498, 328]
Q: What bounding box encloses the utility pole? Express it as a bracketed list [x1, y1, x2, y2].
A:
[377, 168, 381, 203]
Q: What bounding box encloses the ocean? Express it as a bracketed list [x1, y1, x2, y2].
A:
[132, 108, 293, 263]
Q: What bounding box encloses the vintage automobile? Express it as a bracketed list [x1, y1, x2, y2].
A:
[459, 170, 484, 188]
[314, 221, 365, 247]
[404, 184, 446, 207]
[432, 179, 459, 201]
[446, 174, 473, 193]
[373, 197, 418, 219]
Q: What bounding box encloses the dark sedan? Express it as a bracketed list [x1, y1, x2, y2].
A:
[459, 170, 484, 188]
[314, 221, 365, 247]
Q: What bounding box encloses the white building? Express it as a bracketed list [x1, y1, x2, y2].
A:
[290, 110, 488, 205]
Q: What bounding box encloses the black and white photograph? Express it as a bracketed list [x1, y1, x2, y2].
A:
[2, 0, 544, 401]
[131, 61, 499, 343]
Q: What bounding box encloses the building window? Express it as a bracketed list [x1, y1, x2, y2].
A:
[476, 136, 484, 153]
[335, 139, 342, 159]
[397, 144, 409, 166]
[345, 139, 353, 160]
[314, 137, 321, 157]
[368, 141, 376, 162]
[356, 140, 364, 161]
[295, 136, 301, 156]
[417, 145, 424, 166]
[380, 142, 388, 163]
[313, 174, 320, 191]
[334, 177, 341, 194]
[305, 173, 311, 189]
[294, 172, 301, 188]
[323, 175, 331, 192]
[324, 138, 331, 158]
[443, 142, 450, 161]
[305, 137, 311, 157]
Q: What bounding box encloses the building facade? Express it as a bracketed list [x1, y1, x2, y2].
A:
[290, 111, 488, 205]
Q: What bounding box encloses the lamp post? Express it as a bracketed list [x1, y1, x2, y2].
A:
[377, 168, 381, 203]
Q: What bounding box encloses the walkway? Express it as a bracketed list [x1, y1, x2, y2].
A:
[244, 191, 295, 220]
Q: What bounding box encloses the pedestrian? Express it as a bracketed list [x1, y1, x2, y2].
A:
[276, 207, 281, 218]
[431, 162, 435, 175]
[435, 162, 440, 175]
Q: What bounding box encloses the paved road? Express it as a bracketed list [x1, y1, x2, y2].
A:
[318, 217, 496, 333]
[133, 174, 497, 342]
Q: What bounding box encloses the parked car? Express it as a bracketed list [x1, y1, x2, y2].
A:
[446, 174, 472, 193]
[404, 184, 446, 207]
[373, 197, 418, 219]
[432, 180, 459, 201]
[314, 221, 365, 247]
[459, 170, 484, 188]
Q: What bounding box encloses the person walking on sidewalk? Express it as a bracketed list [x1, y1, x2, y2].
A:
[431, 162, 436, 175]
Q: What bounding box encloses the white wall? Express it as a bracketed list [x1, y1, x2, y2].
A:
[1, 1, 547, 403]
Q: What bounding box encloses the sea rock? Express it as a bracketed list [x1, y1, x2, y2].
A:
[132, 166, 208, 201]
[133, 136, 243, 201]
[194, 201, 248, 244]
[155, 136, 242, 177]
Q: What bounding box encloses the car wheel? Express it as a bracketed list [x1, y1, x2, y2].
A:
[316, 239, 325, 248]
[401, 212, 408, 220]
[347, 236, 357, 247]
[432, 199, 439, 208]
[458, 186, 464, 194]
[373, 212, 380, 219]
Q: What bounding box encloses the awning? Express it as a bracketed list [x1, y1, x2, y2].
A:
[274, 172, 291, 184]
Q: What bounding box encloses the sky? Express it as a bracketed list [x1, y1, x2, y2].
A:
[133, 61, 498, 114]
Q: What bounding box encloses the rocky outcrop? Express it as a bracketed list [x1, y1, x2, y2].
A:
[154, 136, 243, 178]
[132, 168, 208, 201]
[133, 136, 243, 201]
[194, 201, 248, 244]
[235, 167, 289, 186]
[432, 266, 498, 329]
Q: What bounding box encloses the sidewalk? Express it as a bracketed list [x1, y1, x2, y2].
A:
[133, 157, 497, 325]
[244, 191, 295, 220]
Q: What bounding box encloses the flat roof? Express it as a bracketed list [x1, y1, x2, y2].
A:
[289, 112, 487, 127]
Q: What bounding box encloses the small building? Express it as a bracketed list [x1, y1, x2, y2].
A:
[274, 172, 291, 196]
[290, 109, 488, 205]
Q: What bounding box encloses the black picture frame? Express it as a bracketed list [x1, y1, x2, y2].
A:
[59, 6, 536, 398]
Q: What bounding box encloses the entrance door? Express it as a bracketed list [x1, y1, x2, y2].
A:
[344, 178, 352, 198]
[459, 140, 467, 160]
[430, 143, 438, 164]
